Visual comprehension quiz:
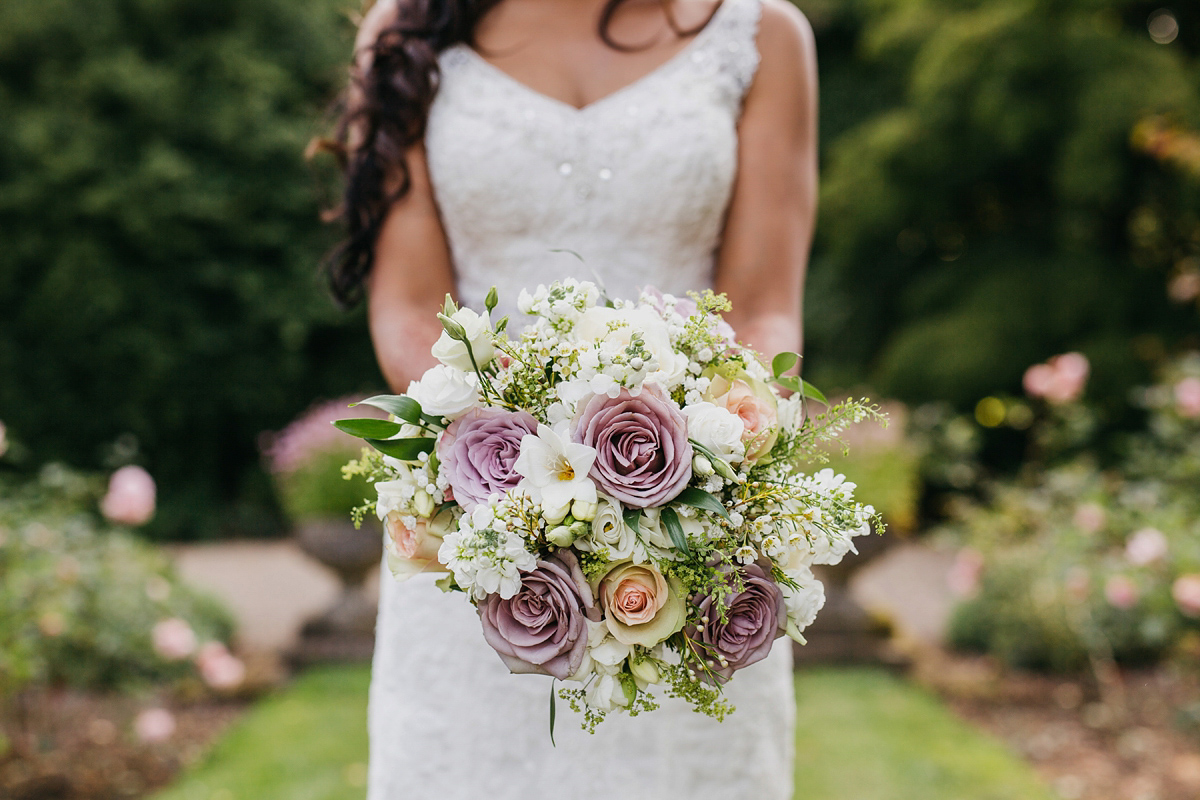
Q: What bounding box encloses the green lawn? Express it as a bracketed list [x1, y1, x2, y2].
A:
[154, 666, 1053, 800]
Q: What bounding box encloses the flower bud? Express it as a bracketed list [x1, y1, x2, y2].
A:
[414, 490, 435, 518]
[571, 498, 598, 522]
[692, 454, 714, 476]
[712, 458, 739, 482]
[437, 313, 468, 342]
[542, 498, 571, 526]
[629, 657, 660, 687]
[546, 525, 576, 547]
[568, 519, 589, 540]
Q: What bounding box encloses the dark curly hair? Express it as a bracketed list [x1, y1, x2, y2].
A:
[323, 0, 717, 308]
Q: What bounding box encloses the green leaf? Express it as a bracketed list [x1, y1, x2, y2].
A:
[549, 680, 557, 748]
[365, 437, 435, 461]
[674, 487, 731, 520]
[351, 395, 423, 423]
[801, 380, 828, 405]
[332, 418, 405, 439]
[774, 375, 800, 392]
[771, 351, 801, 378]
[548, 248, 584, 263]
[623, 508, 641, 536]
[659, 507, 691, 556]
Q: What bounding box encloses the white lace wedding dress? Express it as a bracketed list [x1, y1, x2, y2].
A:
[367, 0, 796, 797]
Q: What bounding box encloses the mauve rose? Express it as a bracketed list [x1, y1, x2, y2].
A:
[438, 409, 539, 510]
[572, 385, 692, 508]
[687, 562, 786, 682]
[478, 550, 601, 680]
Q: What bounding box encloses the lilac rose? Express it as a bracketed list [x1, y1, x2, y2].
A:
[572, 385, 693, 508]
[478, 550, 601, 680]
[687, 562, 786, 682]
[437, 408, 539, 511]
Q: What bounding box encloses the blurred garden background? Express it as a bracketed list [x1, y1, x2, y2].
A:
[2, 0, 1199, 798]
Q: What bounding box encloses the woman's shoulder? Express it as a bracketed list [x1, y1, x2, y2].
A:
[747, 0, 817, 99]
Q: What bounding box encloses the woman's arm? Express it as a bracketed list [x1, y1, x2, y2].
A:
[350, 1, 457, 392]
[367, 142, 457, 393]
[714, 0, 818, 363]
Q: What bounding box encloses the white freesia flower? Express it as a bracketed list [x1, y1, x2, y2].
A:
[781, 566, 825, 642]
[574, 306, 688, 388]
[407, 365, 480, 420]
[777, 394, 806, 433]
[431, 307, 495, 372]
[683, 401, 746, 463]
[514, 424, 598, 521]
[375, 478, 416, 519]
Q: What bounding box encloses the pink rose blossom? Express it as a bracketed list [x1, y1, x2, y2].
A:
[1104, 575, 1139, 610]
[1125, 528, 1169, 566]
[1023, 352, 1089, 405]
[1168, 271, 1200, 303]
[134, 708, 176, 743]
[1172, 574, 1200, 617]
[1175, 377, 1200, 419]
[197, 642, 245, 691]
[100, 465, 156, 526]
[1072, 503, 1107, 534]
[152, 618, 197, 661]
[946, 548, 985, 598]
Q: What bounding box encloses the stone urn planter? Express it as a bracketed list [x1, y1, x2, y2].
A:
[291, 516, 382, 664]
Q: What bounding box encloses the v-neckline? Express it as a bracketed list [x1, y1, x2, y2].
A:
[455, 0, 732, 115]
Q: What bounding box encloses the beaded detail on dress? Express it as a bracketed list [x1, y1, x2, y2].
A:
[368, 2, 795, 798]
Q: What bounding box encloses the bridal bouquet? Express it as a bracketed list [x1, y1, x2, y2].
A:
[337, 280, 882, 731]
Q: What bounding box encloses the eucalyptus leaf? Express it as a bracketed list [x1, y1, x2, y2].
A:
[659, 507, 691, 556]
[351, 395, 423, 423]
[332, 418, 405, 440]
[365, 436, 435, 461]
[771, 351, 800, 378]
[674, 487, 731, 520]
[549, 680, 557, 748]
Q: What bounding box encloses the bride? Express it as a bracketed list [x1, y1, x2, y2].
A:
[328, 0, 817, 796]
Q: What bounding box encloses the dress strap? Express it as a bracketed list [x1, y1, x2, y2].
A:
[689, 0, 764, 107]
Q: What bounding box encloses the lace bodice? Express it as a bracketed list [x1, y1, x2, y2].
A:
[369, 3, 796, 798]
[425, 0, 762, 320]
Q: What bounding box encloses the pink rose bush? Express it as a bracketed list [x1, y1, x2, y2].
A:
[100, 465, 156, 526]
[1023, 352, 1090, 405]
[335, 281, 881, 729]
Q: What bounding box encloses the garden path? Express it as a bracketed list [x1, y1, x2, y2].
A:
[170, 539, 950, 654]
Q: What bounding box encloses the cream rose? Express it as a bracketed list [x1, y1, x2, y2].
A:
[384, 509, 453, 581]
[596, 561, 686, 647]
[704, 371, 779, 462]
[574, 306, 688, 388]
[431, 307, 495, 372]
[407, 364, 480, 419]
[683, 401, 746, 463]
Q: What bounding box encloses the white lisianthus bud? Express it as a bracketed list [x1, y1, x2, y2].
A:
[629, 657, 660, 687]
[547, 525, 576, 547]
[692, 454, 714, 476]
[571, 498, 599, 521]
[431, 307, 496, 372]
[413, 490, 435, 518]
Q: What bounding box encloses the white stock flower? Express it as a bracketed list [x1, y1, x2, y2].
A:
[513, 424, 598, 521]
[407, 365, 481, 419]
[777, 394, 806, 433]
[574, 306, 688, 388]
[431, 307, 495, 372]
[683, 401, 746, 463]
[781, 566, 825, 642]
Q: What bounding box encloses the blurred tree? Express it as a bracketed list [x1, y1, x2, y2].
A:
[804, 0, 1200, 421]
[0, 0, 379, 539]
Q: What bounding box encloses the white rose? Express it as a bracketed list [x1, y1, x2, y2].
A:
[575, 495, 637, 560]
[406, 365, 480, 419]
[781, 566, 825, 641]
[574, 306, 688, 388]
[683, 402, 746, 463]
[430, 307, 495, 372]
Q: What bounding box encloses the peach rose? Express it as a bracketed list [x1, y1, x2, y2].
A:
[704, 372, 779, 462]
[384, 510, 452, 580]
[597, 561, 686, 647]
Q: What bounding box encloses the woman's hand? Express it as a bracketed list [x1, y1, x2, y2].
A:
[714, 0, 818, 364]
